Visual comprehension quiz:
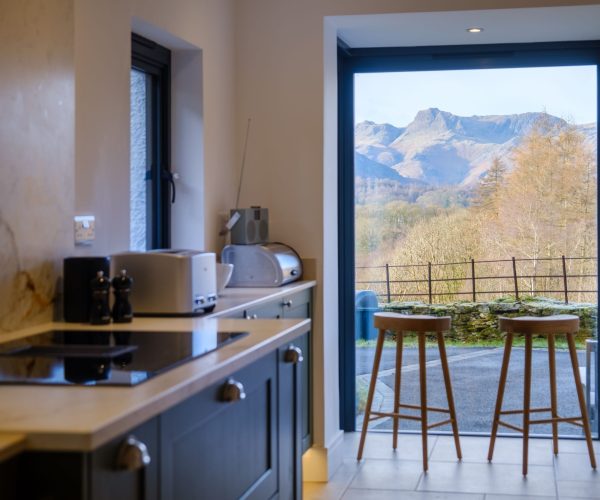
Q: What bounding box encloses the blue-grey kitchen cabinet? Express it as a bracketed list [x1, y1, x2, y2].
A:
[0, 336, 307, 500]
[242, 288, 312, 453]
[159, 336, 307, 500]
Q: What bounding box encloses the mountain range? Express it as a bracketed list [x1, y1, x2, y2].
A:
[355, 108, 597, 187]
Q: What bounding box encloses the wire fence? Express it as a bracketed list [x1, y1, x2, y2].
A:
[356, 256, 598, 304]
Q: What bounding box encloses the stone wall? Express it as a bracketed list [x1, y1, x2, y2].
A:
[382, 297, 597, 343]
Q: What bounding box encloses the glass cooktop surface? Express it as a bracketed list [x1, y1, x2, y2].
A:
[0, 329, 248, 386]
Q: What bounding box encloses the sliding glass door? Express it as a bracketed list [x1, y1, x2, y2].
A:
[338, 42, 600, 438]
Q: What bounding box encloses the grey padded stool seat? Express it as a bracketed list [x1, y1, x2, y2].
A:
[357, 312, 462, 471]
[488, 314, 597, 475]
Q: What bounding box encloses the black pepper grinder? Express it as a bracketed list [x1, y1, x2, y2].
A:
[111, 269, 133, 323]
[90, 270, 111, 324]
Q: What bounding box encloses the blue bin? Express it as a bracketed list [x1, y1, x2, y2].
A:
[355, 290, 380, 341]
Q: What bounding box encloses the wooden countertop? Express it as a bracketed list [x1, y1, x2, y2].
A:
[0, 282, 315, 455]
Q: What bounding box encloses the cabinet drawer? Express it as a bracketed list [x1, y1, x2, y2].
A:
[281, 289, 311, 319]
[160, 352, 278, 500]
[244, 300, 283, 319]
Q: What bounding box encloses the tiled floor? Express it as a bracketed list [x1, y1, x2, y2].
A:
[303, 432, 600, 499]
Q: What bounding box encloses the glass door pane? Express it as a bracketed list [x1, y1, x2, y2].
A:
[354, 65, 598, 437]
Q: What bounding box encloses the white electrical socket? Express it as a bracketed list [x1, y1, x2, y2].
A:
[74, 215, 95, 245]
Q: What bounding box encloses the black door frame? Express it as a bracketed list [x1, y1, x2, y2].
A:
[338, 40, 600, 432]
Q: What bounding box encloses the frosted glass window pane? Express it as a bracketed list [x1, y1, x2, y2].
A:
[130, 68, 149, 251]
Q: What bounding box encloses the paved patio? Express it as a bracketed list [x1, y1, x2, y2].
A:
[356, 346, 592, 436]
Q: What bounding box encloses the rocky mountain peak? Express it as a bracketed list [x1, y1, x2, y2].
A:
[355, 109, 596, 187]
[355, 121, 404, 146]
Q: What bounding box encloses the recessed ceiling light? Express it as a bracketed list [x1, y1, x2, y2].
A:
[466, 27, 484, 33]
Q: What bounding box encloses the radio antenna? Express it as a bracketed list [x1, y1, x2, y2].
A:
[235, 118, 252, 210]
[219, 118, 251, 236]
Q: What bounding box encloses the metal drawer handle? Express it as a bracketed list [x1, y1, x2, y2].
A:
[116, 435, 151, 471]
[284, 345, 304, 364]
[222, 378, 246, 402]
[282, 300, 293, 308]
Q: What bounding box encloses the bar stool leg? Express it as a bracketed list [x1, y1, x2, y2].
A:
[566, 333, 597, 469]
[547, 333, 559, 455]
[357, 328, 386, 461]
[522, 334, 533, 476]
[437, 331, 462, 460]
[393, 331, 404, 450]
[418, 333, 428, 472]
[488, 332, 514, 461]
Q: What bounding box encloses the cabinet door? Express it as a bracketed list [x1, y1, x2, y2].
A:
[160, 352, 278, 500]
[282, 289, 312, 452]
[89, 418, 159, 500]
[295, 332, 311, 452]
[278, 339, 306, 500]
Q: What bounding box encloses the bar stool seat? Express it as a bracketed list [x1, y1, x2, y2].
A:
[488, 314, 597, 475]
[357, 312, 462, 471]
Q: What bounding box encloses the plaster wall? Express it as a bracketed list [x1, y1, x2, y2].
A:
[0, 0, 74, 332]
[0, 0, 237, 333]
[75, 0, 236, 256]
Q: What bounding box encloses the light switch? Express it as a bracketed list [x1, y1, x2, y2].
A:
[74, 215, 95, 245]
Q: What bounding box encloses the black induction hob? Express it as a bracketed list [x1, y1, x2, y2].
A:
[0, 329, 248, 386]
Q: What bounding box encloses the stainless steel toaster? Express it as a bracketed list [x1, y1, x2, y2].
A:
[110, 250, 217, 315]
[221, 243, 302, 287]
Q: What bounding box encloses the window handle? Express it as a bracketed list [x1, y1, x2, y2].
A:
[161, 169, 177, 204]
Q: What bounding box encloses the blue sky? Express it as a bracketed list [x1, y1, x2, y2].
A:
[355, 65, 597, 127]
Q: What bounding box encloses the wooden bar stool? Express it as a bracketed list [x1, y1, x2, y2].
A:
[488, 315, 597, 475]
[357, 312, 462, 471]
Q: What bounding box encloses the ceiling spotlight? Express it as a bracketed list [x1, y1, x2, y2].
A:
[466, 27, 484, 33]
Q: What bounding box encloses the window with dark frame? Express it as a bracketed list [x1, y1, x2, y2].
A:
[130, 33, 172, 250]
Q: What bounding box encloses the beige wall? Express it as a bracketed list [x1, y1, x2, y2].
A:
[75, 0, 237, 256]
[132, 0, 237, 253]
[0, 0, 237, 332]
[74, 0, 131, 256]
[0, 0, 74, 332]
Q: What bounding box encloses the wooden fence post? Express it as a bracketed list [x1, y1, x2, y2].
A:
[562, 255, 569, 304]
[471, 258, 476, 302]
[385, 263, 391, 303]
[512, 257, 519, 301]
[427, 262, 432, 304]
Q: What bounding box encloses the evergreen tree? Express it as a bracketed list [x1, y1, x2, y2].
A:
[473, 157, 507, 213]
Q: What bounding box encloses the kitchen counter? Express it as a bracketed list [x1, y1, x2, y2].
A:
[208, 280, 316, 318]
[0, 281, 315, 455]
